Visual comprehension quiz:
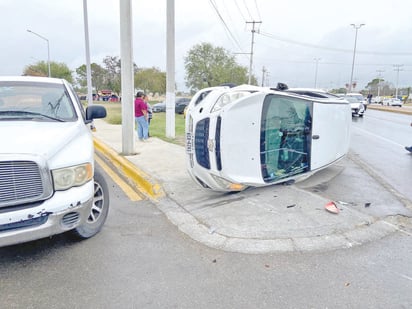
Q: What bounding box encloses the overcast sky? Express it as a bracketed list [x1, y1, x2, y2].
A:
[1, 0, 411, 92]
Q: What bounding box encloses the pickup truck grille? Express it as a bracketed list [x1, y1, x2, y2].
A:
[0, 161, 45, 206]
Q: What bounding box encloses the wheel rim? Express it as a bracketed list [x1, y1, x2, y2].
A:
[88, 180, 104, 223]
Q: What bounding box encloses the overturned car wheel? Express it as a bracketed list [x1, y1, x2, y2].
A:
[72, 169, 110, 239]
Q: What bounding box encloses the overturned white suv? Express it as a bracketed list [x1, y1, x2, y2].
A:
[0, 76, 109, 247]
[185, 83, 351, 192]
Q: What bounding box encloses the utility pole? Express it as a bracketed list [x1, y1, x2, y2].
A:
[376, 69, 384, 97]
[165, 0, 175, 138]
[119, 0, 135, 155]
[393, 64, 403, 98]
[313, 58, 321, 88]
[261, 66, 270, 87]
[246, 21, 261, 85]
[261, 66, 266, 86]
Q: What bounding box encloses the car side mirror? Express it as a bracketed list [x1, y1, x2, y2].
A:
[85, 105, 107, 123]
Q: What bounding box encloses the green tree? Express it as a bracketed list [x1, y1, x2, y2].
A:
[135, 67, 166, 94]
[102, 56, 121, 93]
[23, 61, 73, 83]
[184, 42, 254, 92]
[75, 63, 107, 93]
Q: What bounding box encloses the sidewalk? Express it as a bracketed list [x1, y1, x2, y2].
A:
[92, 119, 401, 254]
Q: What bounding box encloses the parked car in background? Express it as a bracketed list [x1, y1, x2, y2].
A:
[175, 97, 191, 114]
[109, 94, 119, 102]
[185, 83, 351, 192]
[152, 101, 166, 113]
[0, 76, 110, 247]
[383, 97, 402, 107]
[342, 96, 365, 117]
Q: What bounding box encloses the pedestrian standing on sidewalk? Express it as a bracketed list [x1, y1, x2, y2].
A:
[405, 121, 412, 153]
[143, 94, 153, 137]
[134, 91, 149, 141]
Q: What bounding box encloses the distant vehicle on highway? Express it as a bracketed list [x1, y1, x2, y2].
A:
[342, 96, 365, 117]
[346, 92, 367, 105]
[372, 96, 383, 104]
[185, 83, 351, 192]
[383, 97, 403, 107]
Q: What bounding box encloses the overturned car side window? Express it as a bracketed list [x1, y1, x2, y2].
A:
[260, 94, 312, 182]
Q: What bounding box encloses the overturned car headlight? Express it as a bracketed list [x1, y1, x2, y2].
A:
[211, 174, 247, 192]
[211, 91, 251, 113]
[52, 163, 93, 191]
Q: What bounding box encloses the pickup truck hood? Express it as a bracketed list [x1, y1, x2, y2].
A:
[0, 121, 92, 166]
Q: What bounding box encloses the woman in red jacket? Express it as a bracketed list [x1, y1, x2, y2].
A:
[134, 91, 149, 141]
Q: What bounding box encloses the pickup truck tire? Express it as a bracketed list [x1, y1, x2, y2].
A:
[72, 169, 110, 239]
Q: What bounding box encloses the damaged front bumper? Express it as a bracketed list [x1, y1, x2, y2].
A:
[0, 181, 94, 247]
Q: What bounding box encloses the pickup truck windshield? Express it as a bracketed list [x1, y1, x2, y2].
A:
[0, 81, 76, 121]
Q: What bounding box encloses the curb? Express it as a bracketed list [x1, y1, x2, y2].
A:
[93, 137, 165, 200]
[368, 104, 412, 115]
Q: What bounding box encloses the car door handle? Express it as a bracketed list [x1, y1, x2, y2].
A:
[312, 135, 320, 140]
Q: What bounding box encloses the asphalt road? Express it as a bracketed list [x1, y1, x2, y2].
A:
[0, 110, 411, 308]
[351, 109, 412, 204]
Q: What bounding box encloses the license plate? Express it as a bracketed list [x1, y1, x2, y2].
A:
[186, 132, 193, 153]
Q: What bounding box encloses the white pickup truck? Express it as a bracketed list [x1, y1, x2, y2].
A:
[0, 76, 109, 247]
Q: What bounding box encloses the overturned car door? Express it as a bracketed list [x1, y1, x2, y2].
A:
[310, 100, 351, 170]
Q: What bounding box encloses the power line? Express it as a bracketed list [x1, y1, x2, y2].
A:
[242, 0, 254, 20]
[208, 0, 244, 52]
[259, 31, 412, 56]
[233, 0, 247, 22]
[253, 0, 262, 21]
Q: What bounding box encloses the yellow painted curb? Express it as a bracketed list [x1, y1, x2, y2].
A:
[93, 137, 164, 200]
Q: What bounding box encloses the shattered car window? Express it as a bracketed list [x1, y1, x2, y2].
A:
[260, 94, 312, 182]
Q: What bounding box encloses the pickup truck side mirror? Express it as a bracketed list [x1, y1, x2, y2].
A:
[85, 105, 107, 123]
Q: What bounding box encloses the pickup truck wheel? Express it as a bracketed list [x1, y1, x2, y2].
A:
[72, 169, 110, 239]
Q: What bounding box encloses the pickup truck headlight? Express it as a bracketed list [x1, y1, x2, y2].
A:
[52, 163, 93, 191]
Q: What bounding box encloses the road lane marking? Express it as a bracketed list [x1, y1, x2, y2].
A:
[95, 155, 143, 201]
[352, 126, 405, 148]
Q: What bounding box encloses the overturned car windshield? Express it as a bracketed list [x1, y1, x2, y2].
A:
[260, 94, 312, 182]
[0, 82, 76, 121]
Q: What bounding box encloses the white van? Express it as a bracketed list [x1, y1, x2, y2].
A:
[0, 76, 109, 247]
[185, 84, 351, 192]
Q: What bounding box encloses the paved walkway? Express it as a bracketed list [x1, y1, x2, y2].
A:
[92, 118, 409, 254]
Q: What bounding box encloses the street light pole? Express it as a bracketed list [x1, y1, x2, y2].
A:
[348, 23, 364, 92]
[314, 58, 321, 88]
[27, 29, 51, 77]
